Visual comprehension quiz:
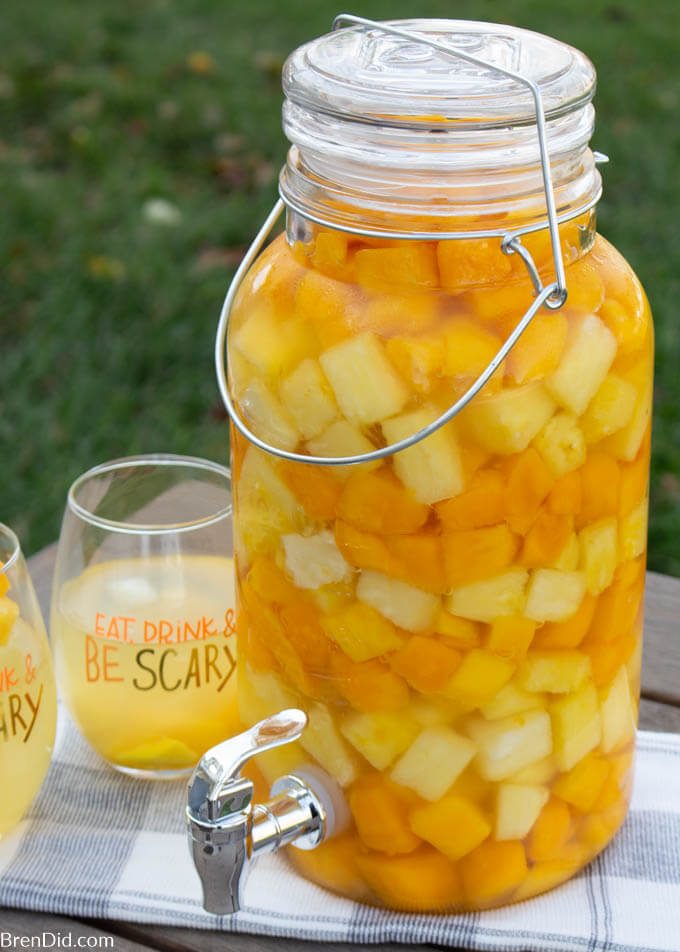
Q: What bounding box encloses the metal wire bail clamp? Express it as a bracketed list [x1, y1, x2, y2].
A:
[215, 14, 599, 467]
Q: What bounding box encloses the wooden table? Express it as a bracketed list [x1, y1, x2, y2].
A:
[4, 545, 680, 951]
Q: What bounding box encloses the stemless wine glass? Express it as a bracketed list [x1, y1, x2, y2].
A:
[50, 454, 237, 779]
[0, 523, 57, 835]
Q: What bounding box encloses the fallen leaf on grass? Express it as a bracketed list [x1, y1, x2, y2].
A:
[87, 256, 126, 281]
[187, 51, 217, 75]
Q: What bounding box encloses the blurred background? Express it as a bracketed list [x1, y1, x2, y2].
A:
[2, 0, 679, 573]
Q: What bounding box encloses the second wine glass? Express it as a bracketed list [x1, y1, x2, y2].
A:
[50, 454, 237, 778]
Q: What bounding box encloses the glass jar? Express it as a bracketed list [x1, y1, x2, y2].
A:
[223, 18, 653, 912]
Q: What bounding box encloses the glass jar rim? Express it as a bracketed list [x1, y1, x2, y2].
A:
[0, 523, 21, 575]
[67, 454, 232, 536]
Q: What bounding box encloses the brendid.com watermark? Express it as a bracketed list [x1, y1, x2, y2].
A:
[1, 935, 114, 949]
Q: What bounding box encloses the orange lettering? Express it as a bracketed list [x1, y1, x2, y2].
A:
[106, 617, 120, 640]
[121, 617, 135, 642]
[102, 644, 123, 682]
[158, 621, 173, 644]
[202, 616, 217, 638]
[85, 635, 100, 682]
[95, 613, 106, 637]
[144, 620, 157, 643]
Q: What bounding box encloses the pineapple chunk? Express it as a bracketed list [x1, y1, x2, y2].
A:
[579, 518, 618, 595]
[382, 405, 464, 504]
[545, 312, 618, 415]
[239, 378, 300, 452]
[279, 358, 339, 439]
[0, 596, 19, 645]
[228, 349, 257, 399]
[495, 784, 549, 841]
[390, 726, 477, 801]
[236, 448, 306, 560]
[619, 500, 648, 561]
[510, 756, 556, 785]
[306, 420, 380, 476]
[233, 306, 315, 378]
[446, 569, 529, 623]
[517, 651, 591, 694]
[319, 331, 409, 424]
[600, 665, 636, 753]
[321, 601, 404, 662]
[300, 702, 361, 787]
[357, 570, 439, 633]
[442, 650, 515, 707]
[480, 683, 545, 721]
[459, 382, 556, 455]
[524, 569, 586, 622]
[282, 531, 352, 589]
[553, 532, 580, 571]
[533, 412, 586, 477]
[581, 374, 637, 444]
[409, 795, 492, 861]
[408, 695, 460, 727]
[602, 352, 653, 462]
[551, 682, 602, 770]
[340, 710, 420, 770]
[465, 710, 553, 781]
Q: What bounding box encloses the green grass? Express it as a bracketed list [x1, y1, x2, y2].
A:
[2, 0, 679, 574]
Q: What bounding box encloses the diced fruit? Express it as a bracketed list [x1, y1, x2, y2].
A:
[381, 533, 446, 594]
[382, 406, 464, 504]
[465, 710, 553, 781]
[321, 601, 404, 662]
[386, 334, 444, 393]
[0, 567, 9, 597]
[357, 570, 439, 633]
[486, 616, 536, 661]
[437, 237, 512, 290]
[233, 306, 316, 377]
[300, 703, 361, 787]
[239, 378, 300, 452]
[495, 784, 549, 840]
[583, 633, 637, 688]
[518, 651, 590, 694]
[524, 569, 586, 623]
[460, 840, 528, 905]
[581, 374, 637, 443]
[548, 470, 582, 516]
[578, 451, 621, 526]
[602, 352, 653, 462]
[600, 665, 636, 753]
[443, 320, 504, 382]
[336, 467, 429, 534]
[349, 774, 422, 854]
[282, 531, 352, 589]
[409, 795, 492, 860]
[333, 655, 409, 713]
[545, 312, 617, 416]
[433, 609, 481, 649]
[280, 601, 332, 674]
[459, 382, 556, 455]
[279, 461, 343, 521]
[443, 650, 515, 707]
[446, 569, 529, 623]
[236, 448, 306, 560]
[579, 518, 618, 595]
[619, 453, 649, 518]
[390, 726, 477, 800]
[553, 532, 580, 571]
[619, 500, 648, 561]
[341, 710, 420, 771]
[564, 256, 605, 312]
[532, 593, 597, 649]
[294, 269, 354, 347]
[279, 358, 339, 439]
[527, 797, 572, 862]
[552, 753, 610, 812]
[311, 230, 348, 276]
[355, 243, 439, 290]
[510, 756, 556, 785]
[319, 331, 409, 425]
[292, 834, 369, 903]
[551, 682, 602, 770]
[306, 420, 380, 476]
[533, 412, 586, 477]
[391, 636, 462, 694]
[520, 510, 573, 568]
[0, 597, 19, 645]
[505, 311, 568, 384]
[505, 447, 556, 533]
[442, 525, 519, 588]
[359, 292, 440, 337]
[480, 683, 544, 720]
[408, 695, 460, 726]
[435, 469, 505, 530]
[244, 662, 299, 713]
[356, 847, 462, 912]
[586, 565, 644, 644]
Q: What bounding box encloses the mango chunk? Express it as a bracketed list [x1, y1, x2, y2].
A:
[391, 635, 462, 694]
[532, 593, 597, 649]
[438, 236, 512, 290]
[465, 710, 553, 781]
[435, 469, 505, 530]
[552, 753, 611, 812]
[433, 609, 482, 649]
[391, 726, 476, 801]
[349, 774, 422, 855]
[527, 797, 572, 862]
[321, 601, 404, 662]
[336, 467, 429, 534]
[486, 616, 536, 661]
[546, 312, 618, 416]
[578, 451, 621, 527]
[333, 655, 410, 713]
[409, 794, 492, 861]
[442, 524, 519, 589]
[505, 311, 568, 385]
[382, 405, 464, 504]
[443, 320, 504, 382]
[443, 649, 515, 707]
[520, 509, 573, 568]
[0, 596, 19, 645]
[460, 840, 528, 906]
[505, 447, 556, 534]
[341, 710, 420, 771]
[320, 331, 409, 425]
[280, 461, 343, 522]
[355, 243, 439, 290]
[357, 847, 462, 912]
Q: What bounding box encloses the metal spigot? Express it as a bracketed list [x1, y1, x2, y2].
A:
[186, 709, 329, 915]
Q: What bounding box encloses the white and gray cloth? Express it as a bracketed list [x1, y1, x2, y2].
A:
[1, 706, 679, 952]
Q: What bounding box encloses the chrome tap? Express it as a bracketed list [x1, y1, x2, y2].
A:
[186, 709, 334, 915]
